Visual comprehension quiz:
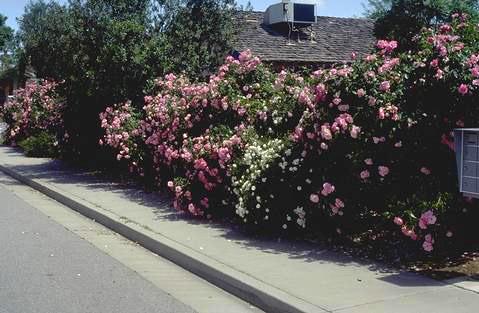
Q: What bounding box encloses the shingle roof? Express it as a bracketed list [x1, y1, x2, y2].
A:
[233, 11, 376, 64]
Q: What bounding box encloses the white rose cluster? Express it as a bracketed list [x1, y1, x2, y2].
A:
[232, 138, 286, 220]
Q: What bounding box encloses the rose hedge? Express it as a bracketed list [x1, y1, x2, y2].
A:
[99, 15, 479, 254]
[4, 15, 478, 254]
[1, 80, 65, 150]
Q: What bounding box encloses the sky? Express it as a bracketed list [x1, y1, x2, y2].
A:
[1, 0, 368, 30]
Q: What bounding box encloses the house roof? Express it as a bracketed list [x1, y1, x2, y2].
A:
[233, 11, 376, 64]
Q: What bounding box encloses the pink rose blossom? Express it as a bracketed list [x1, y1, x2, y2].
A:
[394, 217, 404, 226]
[422, 234, 435, 252]
[357, 88, 366, 97]
[321, 183, 335, 196]
[418, 210, 437, 229]
[379, 81, 391, 92]
[435, 69, 444, 79]
[378, 166, 390, 177]
[360, 170, 370, 179]
[458, 83, 469, 95]
[321, 125, 333, 140]
[350, 125, 361, 139]
[420, 167, 431, 175]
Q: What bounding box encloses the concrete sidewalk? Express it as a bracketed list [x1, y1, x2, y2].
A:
[0, 146, 477, 313]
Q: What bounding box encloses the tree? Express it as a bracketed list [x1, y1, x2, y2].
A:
[17, 1, 74, 80]
[18, 0, 158, 163]
[0, 14, 14, 71]
[156, 0, 239, 79]
[364, 0, 479, 49]
[0, 14, 13, 49]
[17, 0, 243, 162]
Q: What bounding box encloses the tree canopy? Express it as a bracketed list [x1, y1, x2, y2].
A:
[0, 14, 13, 50]
[0, 14, 15, 72]
[16, 0, 242, 161]
[365, 0, 479, 49]
[159, 0, 237, 78]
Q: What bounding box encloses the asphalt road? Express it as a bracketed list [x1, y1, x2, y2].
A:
[0, 184, 196, 313]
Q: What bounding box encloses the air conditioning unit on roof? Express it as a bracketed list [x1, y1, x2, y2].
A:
[264, 0, 317, 26]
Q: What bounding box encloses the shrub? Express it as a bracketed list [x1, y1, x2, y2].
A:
[18, 131, 59, 158]
[98, 15, 478, 255]
[0, 79, 65, 156]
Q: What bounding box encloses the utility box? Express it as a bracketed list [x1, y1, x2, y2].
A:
[454, 128, 479, 198]
[264, 0, 317, 26]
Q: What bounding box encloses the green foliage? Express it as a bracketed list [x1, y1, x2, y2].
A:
[0, 14, 13, 51]
[17, 0, 241, 163]
[365, 0, 479, 49]
[158, 0, 238, 79]
[18, 0, 158, 163]
[0, 14, 15, 73]
[18, 131, 59, 158]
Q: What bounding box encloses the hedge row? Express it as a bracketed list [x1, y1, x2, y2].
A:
[3, 14, 479, 254]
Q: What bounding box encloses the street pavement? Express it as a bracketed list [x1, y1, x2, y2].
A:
[0, 184, 196, 313]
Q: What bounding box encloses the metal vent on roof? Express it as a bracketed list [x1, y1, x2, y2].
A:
[264, 0, 317, 26]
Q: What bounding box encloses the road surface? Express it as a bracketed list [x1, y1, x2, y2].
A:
[0, 173, 260, 313]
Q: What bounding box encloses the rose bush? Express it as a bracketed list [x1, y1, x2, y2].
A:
[96, 15, 477, 254]
[1, 80, 65, 156]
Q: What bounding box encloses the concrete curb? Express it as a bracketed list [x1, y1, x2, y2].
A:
[0, 164, 328, 313]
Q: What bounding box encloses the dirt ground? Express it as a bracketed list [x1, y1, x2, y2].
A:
[416, 252, 479, 281]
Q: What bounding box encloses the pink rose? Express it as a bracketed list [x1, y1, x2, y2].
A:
[320, 125, 333, 140]
[422, 234, 435, 252]
[420, 167, 431, 175]
[401, 226, 417, 240]
[321, 183, 335, 196]
[423, 241, 434, 252]
[378, 166, 389, 177]
[435, 69, 444, 79]
[357, 88, 366, 97]
[335, 198, 345, 208]
[310, 193, 320, 203]
[394, 217, 404, 226]
[188, 203, 196, 214]
[418, 210, 437, 229]
[364, 158, 373, 165]
[379, 81, 390, 92]
[378, 107, 386, 119]
[360, 170, 370, 179]
[167, 181, 174, 188]
[458, 84, 469, 95]
[350, 125, 361, 139]
[471, 66, 479, 78]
